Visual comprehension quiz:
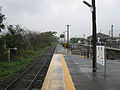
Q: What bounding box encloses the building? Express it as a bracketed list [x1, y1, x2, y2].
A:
[87, 32, 120, 48]
[87, 33, 110, 45]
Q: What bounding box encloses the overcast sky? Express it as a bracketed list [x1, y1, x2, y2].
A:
[0, 0, 120, 38]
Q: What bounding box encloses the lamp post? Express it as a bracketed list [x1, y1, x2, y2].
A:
[63, 31, 66, 49]
[8, 47, 17, 61]
[83, 0, 97, 72]
[83, 34, 85, 44]
[65, 25, 70, 48]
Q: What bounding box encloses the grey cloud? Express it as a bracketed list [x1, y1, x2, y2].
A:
[0, 0, 120, 37]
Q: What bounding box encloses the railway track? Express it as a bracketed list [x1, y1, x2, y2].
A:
[5, 44, 56, 90]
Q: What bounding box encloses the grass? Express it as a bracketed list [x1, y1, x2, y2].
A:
[0, 42, 57, 89]
[0, 46, 48, 81]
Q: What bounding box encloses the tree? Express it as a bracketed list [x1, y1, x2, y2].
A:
[4, 25, 25, 49]
[60, 34, 64, 38]
[24, 31, 58, 49]
[42, 31, 57, 42]
[0, 25, 27, 61]
[0, 7, 5, 32]
[70, 37, 85, 43]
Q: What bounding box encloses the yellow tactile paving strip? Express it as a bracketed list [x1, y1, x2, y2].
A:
[61, 54, 76, 90]
[64, 54, 86, 58]
[80, 56, 86, 58]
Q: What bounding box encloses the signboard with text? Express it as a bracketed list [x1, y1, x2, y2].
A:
[97, 46, 105, 66]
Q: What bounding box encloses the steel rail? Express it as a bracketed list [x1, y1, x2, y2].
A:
[27, 59, 48, 90]
[5, 44, 57, 90]
[5, 52, 47, 90]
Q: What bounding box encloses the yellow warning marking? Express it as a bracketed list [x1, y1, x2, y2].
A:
[80, 56, 86, 58]
[64, 54, 86, 58]
[64, 54, 75, 56]
[61, 54, 76, 90]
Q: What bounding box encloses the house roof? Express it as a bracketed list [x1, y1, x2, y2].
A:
[87, 33, 110, 39]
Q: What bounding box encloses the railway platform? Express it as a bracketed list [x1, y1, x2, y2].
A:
[41, 44, 120, 90]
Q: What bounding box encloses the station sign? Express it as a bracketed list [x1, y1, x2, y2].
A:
[96, 46, 105, 66]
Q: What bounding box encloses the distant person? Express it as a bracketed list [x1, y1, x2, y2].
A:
[87, 50, 89, 58]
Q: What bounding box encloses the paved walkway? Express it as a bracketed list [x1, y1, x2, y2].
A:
[42, 44, 120, 90]
[64, 54, 120, 90]
[41, 45, 75, 90]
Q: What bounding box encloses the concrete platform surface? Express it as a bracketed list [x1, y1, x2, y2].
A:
[41, 44, 75, 90]
[41, 54, 66, 90]
[42, 44, 120, 90]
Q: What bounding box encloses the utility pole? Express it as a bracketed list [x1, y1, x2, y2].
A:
[83, 0, 97, 72]
[109, 30, 110, 36]
[83, 34, 85, 44]
[111, 25, 113, 38]
[110, 25, 113, 47]
[63, 32, 66, 49]
[66, 25, 70, 48]
[92, 0, 97, 72]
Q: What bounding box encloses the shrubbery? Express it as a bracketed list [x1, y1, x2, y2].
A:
[0, 12, 58, 62]
[0, 27, 58, 61]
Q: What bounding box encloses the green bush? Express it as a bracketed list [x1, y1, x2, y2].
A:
[0, 50, 8, 62]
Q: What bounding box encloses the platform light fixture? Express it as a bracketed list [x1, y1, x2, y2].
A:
[83, 1, 92, 7]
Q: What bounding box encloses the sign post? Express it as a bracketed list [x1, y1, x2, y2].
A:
[97, 46, 105, 66]
[96, 45, 106, 77]
[104, 43, 107, 78]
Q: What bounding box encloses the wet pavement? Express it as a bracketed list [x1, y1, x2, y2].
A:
[64, 53, 120, 90]
[43, 44, 120, 90]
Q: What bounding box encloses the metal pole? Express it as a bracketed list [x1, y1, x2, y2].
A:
[89, 38, 91, 58]
[64, 32, 66, 49]
[83, 34, 85, 44]
[104, 42, 107, 78]
[92, 0, 97, 72]
[83, 34, 86, 57]
[8, 48, 10, 61]
[111, 25, 113, 47]
[67, 25, 70, 48]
